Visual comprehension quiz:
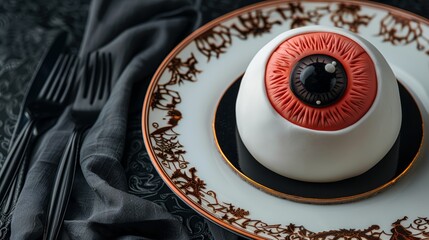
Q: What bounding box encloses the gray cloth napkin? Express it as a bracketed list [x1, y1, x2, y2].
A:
[9, 0, 226, 239]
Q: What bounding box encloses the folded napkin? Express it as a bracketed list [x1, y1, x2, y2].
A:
[9, 0, 242, 239]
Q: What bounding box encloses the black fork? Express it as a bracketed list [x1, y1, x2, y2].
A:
[44, 52, 113, 240]
[0, 54, 78, 206]
[0, 54, 78, 240]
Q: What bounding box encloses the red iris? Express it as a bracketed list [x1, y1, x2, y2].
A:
[265, 32, 377, 131]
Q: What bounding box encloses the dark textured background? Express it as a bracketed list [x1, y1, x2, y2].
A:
[0, 0, 428, 239]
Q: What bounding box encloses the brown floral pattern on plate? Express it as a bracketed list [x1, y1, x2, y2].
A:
[378, 12, 429, 55]
[330, 3, 374, 33]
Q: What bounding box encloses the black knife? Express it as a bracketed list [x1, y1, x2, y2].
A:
[0, 31, 67, 235]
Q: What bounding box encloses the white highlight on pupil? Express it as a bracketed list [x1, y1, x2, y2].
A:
[316, 100, 322, 105]
[325, 61, 337, 73]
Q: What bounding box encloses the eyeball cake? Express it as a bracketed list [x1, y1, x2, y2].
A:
[235, 26, 402, 183]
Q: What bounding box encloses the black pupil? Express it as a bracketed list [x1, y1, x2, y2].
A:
[290, 55, 347, 107]
[301, 62, 336, 93]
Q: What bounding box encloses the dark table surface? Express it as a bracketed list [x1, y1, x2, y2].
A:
[0, 0, 428, 239]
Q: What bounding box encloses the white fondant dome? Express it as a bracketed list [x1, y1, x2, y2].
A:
[235, 26, 402, 182]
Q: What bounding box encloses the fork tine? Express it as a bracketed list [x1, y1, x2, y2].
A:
[75, 54, 90, 101]
[52, 55, 76, 104]
[38, 54, 65, 100]
[100, 52, 111, 102]
[105, 52, 112, 99]
[88, 52, 99, 104]
[46, 55, 71, 102]
[95, 52, 106, 101]
[58, 56, 78, 104]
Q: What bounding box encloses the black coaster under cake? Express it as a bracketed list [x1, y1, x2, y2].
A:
[214, 77, 423, 204]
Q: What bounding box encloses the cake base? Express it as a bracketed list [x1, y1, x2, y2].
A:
[213, 76, 423, 204]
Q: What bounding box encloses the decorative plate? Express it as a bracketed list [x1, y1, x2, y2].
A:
[142, 1, 429, 239]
